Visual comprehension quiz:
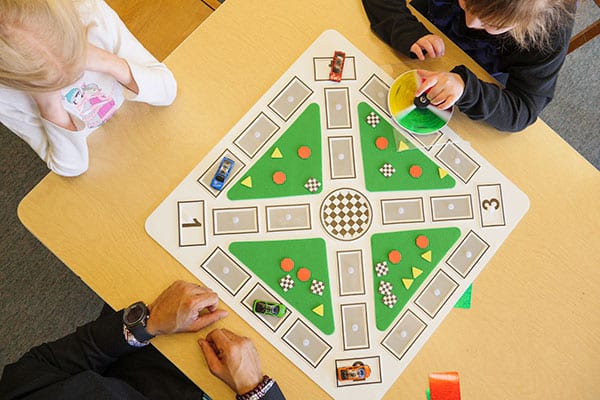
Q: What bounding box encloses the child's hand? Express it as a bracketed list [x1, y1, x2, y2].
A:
[85, 43, 139, 94]
[410, 35, 445, 60]
[416, 70, 464, 110]
[31, 90, 76, 131]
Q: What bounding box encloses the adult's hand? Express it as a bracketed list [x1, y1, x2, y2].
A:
[199, 329, 264, 395]
[146, 280, 228, 336]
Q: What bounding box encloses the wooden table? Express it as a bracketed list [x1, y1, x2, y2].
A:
[18, 0, 600, 398]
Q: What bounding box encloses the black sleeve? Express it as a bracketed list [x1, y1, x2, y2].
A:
[362, 0, 431, 55]
[0, 310, 137, 399]
[451, 23, 573, 132]
[262, 381, 286, 400]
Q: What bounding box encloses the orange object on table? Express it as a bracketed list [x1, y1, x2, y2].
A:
[429, 371, 461, 400]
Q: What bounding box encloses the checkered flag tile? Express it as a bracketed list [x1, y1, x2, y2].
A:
[366, 111, 380, 128]
[279, 274, 295, 292]
[375, 261, 389, 277]
[378, 281, 393, 295]
[310, 279, 325, 296]
[382, 293, 398, 308]
[304, 177, 321, 193]
[379, 163, 395, 178]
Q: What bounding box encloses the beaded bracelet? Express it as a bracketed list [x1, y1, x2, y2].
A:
[236, 375, 274, 400]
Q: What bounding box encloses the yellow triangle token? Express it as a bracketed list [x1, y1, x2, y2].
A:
[421, 250, 432, 262]
[241, 176, 253, 188]
[438, 167, 449, 179]
[412, 266, 423, 278]
[402, 278, 414, 290]
[398, 141, 410, 152]
[312, 304, 324, 317]
[271, 147, 283, 158]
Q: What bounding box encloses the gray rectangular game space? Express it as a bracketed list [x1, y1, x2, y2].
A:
[268, 77, 313, 121]
[266, 204, 311, 232]
[430, 194, 474, 221]
[381, 310, 427, 361]
[337, 250, 365, 296]
[446, 230, 490, 278]
[212, 207, 259, 235]
[415, 270, 459, 318]
[282, 319, 331, 368]
[435, 140, 481, 183]
[328, 136, 356, 179]
[325, 87, 352, 129]
[234, 113, 280, 158]
[340, 303, 370, 350]
[381, 198, 425, 224]
[201, 247, 250, 295]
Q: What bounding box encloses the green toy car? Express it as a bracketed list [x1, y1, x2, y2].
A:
[252, 299, 286, 318]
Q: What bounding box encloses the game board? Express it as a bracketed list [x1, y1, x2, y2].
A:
[146, 30, 529, 399]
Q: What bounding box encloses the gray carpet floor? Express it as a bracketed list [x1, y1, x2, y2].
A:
[1, 2, 599, 372]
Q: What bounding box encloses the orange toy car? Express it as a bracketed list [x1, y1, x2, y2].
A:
[337, 361, 371, 381]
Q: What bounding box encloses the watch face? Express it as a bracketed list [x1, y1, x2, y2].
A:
[125, 303, 145, 324]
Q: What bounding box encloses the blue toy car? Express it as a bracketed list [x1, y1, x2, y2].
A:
[210, 157, 235, 190]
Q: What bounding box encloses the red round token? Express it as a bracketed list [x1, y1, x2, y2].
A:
[280, 257, 294, 272]
[409, 165, 423, 178]
[272, 171, 286, 185]
[297, 267, 311, 282]
[297, 146, 311, 159]
[388, 250, 402, 264]
[375, 136, 389, 150]
[415, 235, 429, 249]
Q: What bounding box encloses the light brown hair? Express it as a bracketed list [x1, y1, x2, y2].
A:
[463, 0, 576, 50]
[0, 0, 87, 92]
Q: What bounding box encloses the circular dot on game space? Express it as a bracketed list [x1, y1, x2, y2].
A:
[222, 266, 230, 275]
[388, 249, 402, 264]
[272, 171, 286, 185]
[297, 267, 311, 282]
[280, 257, 294, 272]
[415, 235, 429, 249]
[375, 136, 388, 150]
[409, 164, 423, 178]
[297, 145, 311, 159]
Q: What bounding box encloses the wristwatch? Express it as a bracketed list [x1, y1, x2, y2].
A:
[123, 301, 155, 346]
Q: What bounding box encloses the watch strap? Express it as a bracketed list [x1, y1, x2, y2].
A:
[123, 325, 151, 347]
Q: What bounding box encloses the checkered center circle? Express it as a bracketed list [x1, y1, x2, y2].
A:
[320, 188, 372, 241]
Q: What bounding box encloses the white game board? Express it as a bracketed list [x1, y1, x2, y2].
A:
[146, 30, 529, 399]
